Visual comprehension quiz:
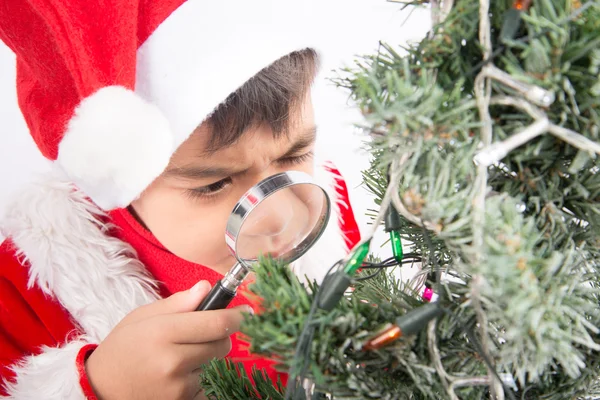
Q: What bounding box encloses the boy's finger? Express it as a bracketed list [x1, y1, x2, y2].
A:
[164, 306, 252, 344]
[125, 281, 212, 324]
[177, 337, 232, 370]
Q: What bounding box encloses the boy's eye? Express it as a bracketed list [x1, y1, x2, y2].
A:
[187, 177, 232, 200]
[184, 152, 312, 201]
[278, 151, 314, 166]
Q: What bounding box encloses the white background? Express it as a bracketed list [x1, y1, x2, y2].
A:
[0, 1, 430, 257]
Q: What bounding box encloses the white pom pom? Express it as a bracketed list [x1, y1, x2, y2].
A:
[57, 86, 174, 210]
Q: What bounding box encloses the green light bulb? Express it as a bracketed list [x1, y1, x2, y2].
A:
[390, 231, 403, 262]
[343, 240, 371, 275]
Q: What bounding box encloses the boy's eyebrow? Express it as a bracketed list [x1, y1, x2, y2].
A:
[278, 125, 317, 159]
[166, 125, 318, 180]
[166, 165, 241, 179]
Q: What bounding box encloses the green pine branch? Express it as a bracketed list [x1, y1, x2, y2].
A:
[201, 255, 599, 399]
[332, 0, 600, 389]
[201, 358, 285, 400]
[202, 257, 483, 399]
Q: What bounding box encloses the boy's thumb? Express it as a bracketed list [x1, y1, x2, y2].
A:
[124, 281, 212, 324]
[155, 281, 212, 314]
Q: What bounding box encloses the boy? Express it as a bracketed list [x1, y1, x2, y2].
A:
[0, 0, 361, 399]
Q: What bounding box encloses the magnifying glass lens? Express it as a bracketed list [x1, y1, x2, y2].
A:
[236, 183, 327, 262]
[197, 171, 331, 312]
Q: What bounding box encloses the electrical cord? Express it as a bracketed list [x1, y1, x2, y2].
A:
[356, 253, 423, 281]
[354, 267, 384, 282]
[286, 250, 425, 397]
[285, 261, 343, 400]
[362, 252, 422, 268]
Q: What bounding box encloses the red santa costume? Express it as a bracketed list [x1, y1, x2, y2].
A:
[0, 0, 361, 398]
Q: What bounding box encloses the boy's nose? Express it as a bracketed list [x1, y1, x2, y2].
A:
[248, 189, 295, 236]
[236, 188, 310, 260]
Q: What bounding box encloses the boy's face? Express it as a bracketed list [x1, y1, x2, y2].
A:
[131, 94, 316, 274]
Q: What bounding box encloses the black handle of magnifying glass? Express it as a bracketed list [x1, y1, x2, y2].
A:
[196, 280, 236, 311]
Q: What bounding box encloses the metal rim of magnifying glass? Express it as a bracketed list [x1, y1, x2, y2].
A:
[225, 170, 331, 268]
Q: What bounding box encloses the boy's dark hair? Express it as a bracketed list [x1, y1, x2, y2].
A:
[204, 48, 319, 152]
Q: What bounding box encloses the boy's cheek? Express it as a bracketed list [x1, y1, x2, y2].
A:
[132, 188, 234, 269]
[132, 160, 316, 269]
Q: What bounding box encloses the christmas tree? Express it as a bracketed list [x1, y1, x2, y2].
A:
[200, 0, 600, 398]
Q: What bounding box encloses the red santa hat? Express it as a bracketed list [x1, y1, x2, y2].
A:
[0, 0, 327, 210]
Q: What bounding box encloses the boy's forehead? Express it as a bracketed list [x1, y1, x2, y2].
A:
[176, 123, 317, 158]
[166, 122, 317, 173]
[165, 93, 316, 174]
[190, 92, 314, 156]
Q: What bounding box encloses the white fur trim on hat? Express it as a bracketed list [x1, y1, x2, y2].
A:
[135, 0, 326, 157]
[57, 86, 174, 210]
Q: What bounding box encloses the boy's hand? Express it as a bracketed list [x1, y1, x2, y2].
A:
[85, 281, 250, 399]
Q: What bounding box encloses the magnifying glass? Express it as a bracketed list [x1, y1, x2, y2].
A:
[197, 170, 331, 311]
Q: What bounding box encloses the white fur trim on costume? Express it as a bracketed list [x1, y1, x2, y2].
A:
[1, 170, 160, 342]
[57, 86, 174, 210]
[1, 339, 91, 400]
[135, 0, 326, 159]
